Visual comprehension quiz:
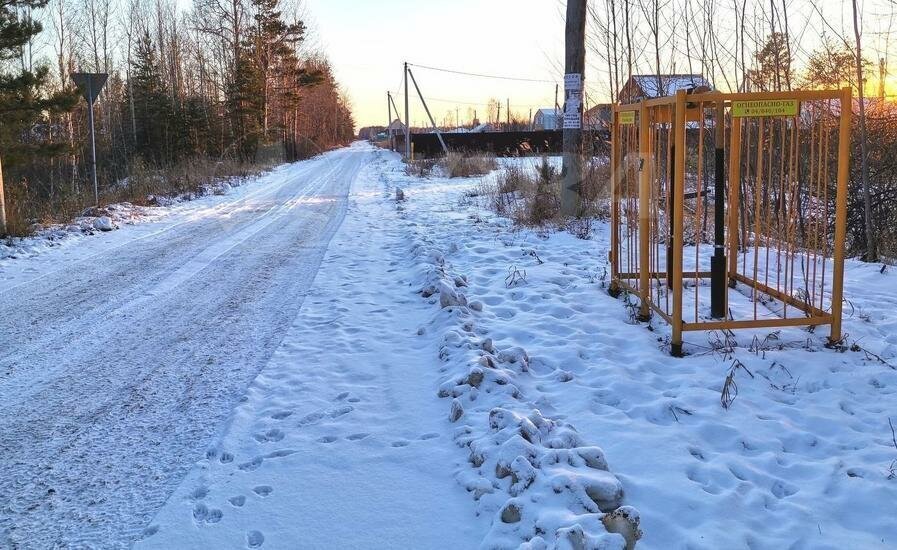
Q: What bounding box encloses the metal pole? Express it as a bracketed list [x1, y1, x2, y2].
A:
[710, 101, 727, 318]
[407, 67, 449, 155]
[561, 0, 587, 217]
[404, 62, 410, 159]
[87, 80, 99, 206]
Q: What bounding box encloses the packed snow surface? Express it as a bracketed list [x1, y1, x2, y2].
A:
[0, 145, 371, 547]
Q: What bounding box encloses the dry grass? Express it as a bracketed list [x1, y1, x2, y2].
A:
[439, 152, 498, 178]
[3, 154, 277, 237]
[477, 156, 611, 231]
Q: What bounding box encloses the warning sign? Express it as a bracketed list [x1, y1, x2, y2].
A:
[732, 99, 798, 118]
[618, 111, 636, 125]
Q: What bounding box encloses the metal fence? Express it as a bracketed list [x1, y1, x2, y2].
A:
[610, 88, 851, 356]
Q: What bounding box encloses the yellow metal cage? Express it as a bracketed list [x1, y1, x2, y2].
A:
[609, 88, 851, 357]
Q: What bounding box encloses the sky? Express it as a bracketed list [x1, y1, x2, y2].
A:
[303, 0, 568, 129]
[302, 0, 897, 131]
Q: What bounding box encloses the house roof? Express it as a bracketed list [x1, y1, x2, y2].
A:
[386, 118, 406, 131]
[535, 108, 558, 118]
[627, 74, 712, 98]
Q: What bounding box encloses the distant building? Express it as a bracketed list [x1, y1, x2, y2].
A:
[584, 104, 612, 134]
[618, 74, 713, 103]
[533, 108, 560, 130]
[357, 126, 386, 140]
[386, 118, 407, 137]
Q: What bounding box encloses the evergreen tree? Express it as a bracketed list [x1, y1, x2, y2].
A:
[129, 31, 172, 165]
[0, 0, 76, 166]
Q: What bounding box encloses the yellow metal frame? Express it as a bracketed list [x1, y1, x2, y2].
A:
[610, 88, 851, 356]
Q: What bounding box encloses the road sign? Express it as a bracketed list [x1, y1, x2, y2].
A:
[71, 73, 108, 105]
[71, 72, 108, 206]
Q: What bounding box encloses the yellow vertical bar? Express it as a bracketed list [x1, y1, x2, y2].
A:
[638, 101, 652, 320]
[610, 108, 621, 291]
[727, 114, 742, 287]
[671, 90, 687, 356]
[829, 88, 851, 344]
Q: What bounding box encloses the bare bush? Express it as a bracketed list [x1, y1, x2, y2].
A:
[405, 159, 436, 178]
[438, 152, 498, 178]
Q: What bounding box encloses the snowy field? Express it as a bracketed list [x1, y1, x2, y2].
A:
[3, 142, 896, 549]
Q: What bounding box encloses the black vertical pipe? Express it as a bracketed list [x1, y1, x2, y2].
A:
[710, 104, 727, 318]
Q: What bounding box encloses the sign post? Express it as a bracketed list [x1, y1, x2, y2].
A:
[71, 72, 108, 206]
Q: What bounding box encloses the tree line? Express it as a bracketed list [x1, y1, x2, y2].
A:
[1, 0, 354, 236]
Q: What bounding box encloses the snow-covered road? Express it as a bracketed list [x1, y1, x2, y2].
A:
[0, 145, 371, 548]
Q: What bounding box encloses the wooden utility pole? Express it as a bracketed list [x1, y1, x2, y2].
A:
[561, 0, 587, 217]
[506, 98, 510, 129]
[0, 154, 7, 236]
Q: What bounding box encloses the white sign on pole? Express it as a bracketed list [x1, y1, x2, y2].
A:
[564, 73, 582, 92]
[563, 73, 583, 129]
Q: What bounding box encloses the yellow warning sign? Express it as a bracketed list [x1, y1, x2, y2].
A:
[618, 111, 636, 125]
[732, 99, 798, 117]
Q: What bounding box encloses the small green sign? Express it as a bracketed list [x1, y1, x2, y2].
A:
[732, 99, 799, 118]
[618, 111, 636, 125]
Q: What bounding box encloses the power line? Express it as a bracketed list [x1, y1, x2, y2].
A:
[407, 62, 558, 84]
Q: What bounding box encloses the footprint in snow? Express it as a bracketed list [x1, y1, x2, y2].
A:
[317, 435, 338, 443]
[253, 485, 273, 497]
[247, 530, 265, 548]
[346, 433, 369, 441]
[419, 433, 439, 440]
[391, 440, 410, 448]
[229, 495, 246, 507]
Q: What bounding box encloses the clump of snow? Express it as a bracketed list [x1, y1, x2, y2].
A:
[399, 165, 640, 549]
[93, 216, 115, 231]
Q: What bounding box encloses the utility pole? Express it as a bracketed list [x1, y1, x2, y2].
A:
[506, 98, 510, 129]
[554, 84, 559, 129]
[561, 0, 587, 216]
[497, 102, 501, 127]
[387, 91, 393, 149]
[404, 62, 410, 158]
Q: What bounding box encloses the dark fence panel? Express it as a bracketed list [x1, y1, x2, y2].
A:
[392, 131, 574, 157]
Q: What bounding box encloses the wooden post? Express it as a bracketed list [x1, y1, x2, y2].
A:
[561, 0, 587, 217]
[0, 154, 7, 236]
[637, 101, 652, 320]
[829, 87, 852, 345]
[671, 90, 687, 356]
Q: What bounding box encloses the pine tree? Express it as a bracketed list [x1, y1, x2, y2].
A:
[0, 0, 76, 166]
[129, 31, 172, 165]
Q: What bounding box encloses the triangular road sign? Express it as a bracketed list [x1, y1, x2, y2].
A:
[70, 73, 108, 105]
